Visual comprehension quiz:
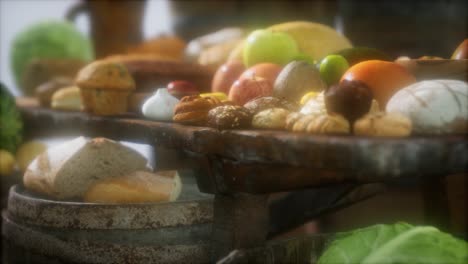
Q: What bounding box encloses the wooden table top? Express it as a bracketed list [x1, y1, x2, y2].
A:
[18, 98, 467, 193]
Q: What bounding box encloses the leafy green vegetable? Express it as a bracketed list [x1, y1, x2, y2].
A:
[11, 20, 93, 90]
[0, 83, 23, 153]
[318, 223, 468, 264]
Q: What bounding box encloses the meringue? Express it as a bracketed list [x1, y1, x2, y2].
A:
[142, 88, 180, 121]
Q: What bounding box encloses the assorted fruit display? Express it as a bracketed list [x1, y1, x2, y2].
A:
[15, 20, 467, 138]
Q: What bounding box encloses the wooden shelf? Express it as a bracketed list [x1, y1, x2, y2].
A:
[18, 98, 468, 194]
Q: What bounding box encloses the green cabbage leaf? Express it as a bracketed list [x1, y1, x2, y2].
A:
[318, 222, 468, 264]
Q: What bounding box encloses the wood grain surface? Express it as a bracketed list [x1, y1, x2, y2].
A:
[17, 98, 468, 194]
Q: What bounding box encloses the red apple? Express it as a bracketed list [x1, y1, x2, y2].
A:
[238, 63, 282, 85]
[167, 80, 199, 99]
[211, 61, 245, 94]
[228, 76, 273, 105]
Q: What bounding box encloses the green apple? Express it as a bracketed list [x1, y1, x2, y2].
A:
[243, 30, 299, 67]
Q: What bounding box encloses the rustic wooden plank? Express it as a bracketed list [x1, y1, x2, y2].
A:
[211, 194, 269, 262]
[17, 100, 468, 194]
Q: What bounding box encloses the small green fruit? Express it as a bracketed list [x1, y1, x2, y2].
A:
[319, 55, 349, 86]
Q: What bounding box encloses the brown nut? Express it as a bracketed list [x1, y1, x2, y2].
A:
[325, 80, 373, 123]
[252, 108, 291, 130]
[354, 112, 412, 137]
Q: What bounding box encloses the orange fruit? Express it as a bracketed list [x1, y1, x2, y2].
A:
[340, 60, 416, 107]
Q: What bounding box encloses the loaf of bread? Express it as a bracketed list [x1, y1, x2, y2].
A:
[84, 170, 182, 203]
[386, 80, 468, 134]
[23, 137, 148, 199]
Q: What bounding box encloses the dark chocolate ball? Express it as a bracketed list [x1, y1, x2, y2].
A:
[325, 80, 373, 122]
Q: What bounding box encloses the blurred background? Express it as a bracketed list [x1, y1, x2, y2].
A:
[1, 0, 466, 95]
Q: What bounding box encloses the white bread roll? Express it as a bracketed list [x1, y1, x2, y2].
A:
[386, 80, 468, 134]
[51, 86, 82, 111]
[23, 137, 148, 199]
[84, 170, 182, 203]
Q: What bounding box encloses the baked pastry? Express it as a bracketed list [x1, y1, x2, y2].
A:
[142, 88, 180, 121]
[76, 60, 136, 115]
[288, 113, 350, 134]
[386, 80, 468, 134]
[354, 112, 412, 137]
[84, 170, 182, 203]
[244, 96, 299, 115]
[252, 108, 291, 130]
[285, 112, 306, 130]
[23, 137, 148, 199]
[300, 91, 327, 116]
[51, 86, 82, 111]
[207, 105, 252, 129]
[35, 77, 73, 107]
[173, 95, 223, 125]
[104, 55, 214, 93]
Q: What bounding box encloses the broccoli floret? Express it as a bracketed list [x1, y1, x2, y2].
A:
[0, 83, 23, 153]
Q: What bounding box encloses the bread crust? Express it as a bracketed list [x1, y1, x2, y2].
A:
[84, 170, 181, 203]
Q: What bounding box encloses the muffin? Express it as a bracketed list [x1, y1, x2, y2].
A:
[76, 60, 135, 115]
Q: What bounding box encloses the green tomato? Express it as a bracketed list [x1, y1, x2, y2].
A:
[319, 54, 349, 86]
[243, 29, 299, 67]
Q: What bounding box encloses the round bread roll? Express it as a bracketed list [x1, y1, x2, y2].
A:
[386, 80, 468, 134]
[252, 108, 291, 130]
[51, 86, 82, 111]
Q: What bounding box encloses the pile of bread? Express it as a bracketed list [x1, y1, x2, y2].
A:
[23, 137, 181, 203]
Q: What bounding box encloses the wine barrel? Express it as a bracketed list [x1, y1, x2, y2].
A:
[2, 185, 213, 264]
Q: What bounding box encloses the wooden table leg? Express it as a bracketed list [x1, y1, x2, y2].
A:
[211, 193, 269, 262]
[421, 175, 450, 231]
